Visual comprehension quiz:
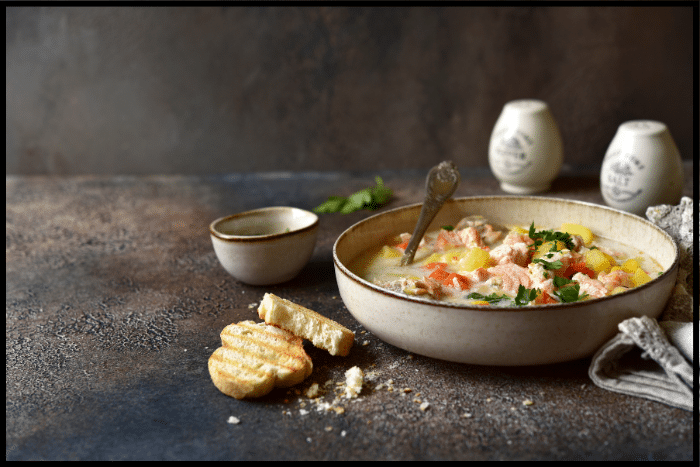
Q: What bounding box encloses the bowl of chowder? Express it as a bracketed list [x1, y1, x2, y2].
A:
[333, 196, 679, 366]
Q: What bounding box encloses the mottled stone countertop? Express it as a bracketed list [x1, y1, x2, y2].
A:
[6, 163, 694, 461]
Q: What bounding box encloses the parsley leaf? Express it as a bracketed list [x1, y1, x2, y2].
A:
[553, 284, 588, 303]
[467, 292, 510, 304]
[314, 177, 392, 214]
[514, 285, 540, 306]
[441, 225, 455, 231]
[532, 258, 564, 270]
[553, 276, 573, 288]
[527, 222, 575, 250]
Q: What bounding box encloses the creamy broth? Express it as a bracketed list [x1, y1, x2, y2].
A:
[350, 217, 663, 307]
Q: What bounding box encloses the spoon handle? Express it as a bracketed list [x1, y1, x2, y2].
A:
[401, 161, 460, 266]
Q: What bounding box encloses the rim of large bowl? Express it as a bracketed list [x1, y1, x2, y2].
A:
[332, 195, 680, 313]
[210, 206, 318, 242]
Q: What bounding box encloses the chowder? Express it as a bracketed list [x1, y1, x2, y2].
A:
[350, 216, 662, 307]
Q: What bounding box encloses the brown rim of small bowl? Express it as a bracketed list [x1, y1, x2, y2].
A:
[332, 196, 680, 313]
[209, 207, 319, 243]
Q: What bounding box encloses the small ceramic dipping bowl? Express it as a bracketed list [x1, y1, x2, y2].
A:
[334, 196, 679, 366]
[210, 207, 319, 285]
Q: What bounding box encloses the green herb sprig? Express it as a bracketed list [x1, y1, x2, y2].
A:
[553, 284, 588, 303]
[313, 177, 392, 214]
[532, 258, 564, 270]
[528, 222, 575, 251]
[514, 285, 540, 306]
[466, 292, 511, 304]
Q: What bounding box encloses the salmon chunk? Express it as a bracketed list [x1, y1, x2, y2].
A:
[572, 272, 607, 298]
[457, 226, 486, 249]
[489, 242, 530, 267]
[503, 230, 534, 247]
[598, 269, 633, 291]
[435, 229, 464, 251]
[488, 263, 533, 295]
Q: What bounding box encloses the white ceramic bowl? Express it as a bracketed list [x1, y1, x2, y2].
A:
[210, 207, 318, 285]
[333, 196, 679, 366]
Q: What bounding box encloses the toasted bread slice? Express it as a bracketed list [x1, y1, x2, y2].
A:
[257, 293, 354, 357]
[208, 320, 312, 399]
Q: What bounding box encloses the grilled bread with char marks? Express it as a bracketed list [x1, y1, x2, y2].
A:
[208, 320, 312, 399]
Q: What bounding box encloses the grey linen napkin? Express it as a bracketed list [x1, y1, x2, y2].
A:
[589, 316, 693, 411]
[588, 197, 695, 412]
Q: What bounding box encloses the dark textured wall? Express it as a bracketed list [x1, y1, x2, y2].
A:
[6, 6, 694, 175]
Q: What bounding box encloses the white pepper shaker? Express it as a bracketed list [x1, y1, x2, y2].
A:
[600, 120, 683, 216]
[488, 99, 563, 194]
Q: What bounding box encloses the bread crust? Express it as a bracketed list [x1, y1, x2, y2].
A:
[258, 293, 354, 356]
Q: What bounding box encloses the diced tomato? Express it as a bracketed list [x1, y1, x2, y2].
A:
[396, 240, 409, 250]
[428, 268, 450, 282]
[564, 261, 595, 279]
[535, 291, 558, 305]
[424, 262, 448, 270]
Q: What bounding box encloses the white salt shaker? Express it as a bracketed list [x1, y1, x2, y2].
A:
[488, 99, 563, 194]
[600, 120, 683, 216]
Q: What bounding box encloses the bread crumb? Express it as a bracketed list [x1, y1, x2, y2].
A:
[227, 416, 240, 424]
[419, 402, 430, 411]
[305, 383, 321, 399]
[344, 366, 364, 399]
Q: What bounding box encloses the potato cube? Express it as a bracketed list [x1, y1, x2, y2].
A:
[621, 258, 640, 274]
[632, 268, 652, 287]
[585, 249, 613, 274]
[459, 248, 491, 272]
[560, 223, 594, 246]
[379, 245, 402, 259]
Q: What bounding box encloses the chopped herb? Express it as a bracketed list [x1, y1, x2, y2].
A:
[314, 177, 392, 214]
[528, 222, 575, 251]
[553, 284, 588, 303]
[514, 285, 540, 306]
[441, 225, 455, 231]
[466, 292, 510, 304]
[553, 276, 573, 288]
[533, 258, 564, 270]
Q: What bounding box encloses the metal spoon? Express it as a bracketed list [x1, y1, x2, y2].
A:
[400, 161, 461, 266]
